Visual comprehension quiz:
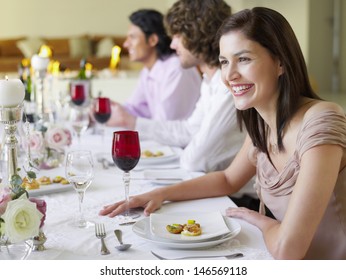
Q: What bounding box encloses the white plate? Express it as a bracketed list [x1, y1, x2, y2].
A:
[27, 183, 73, 197]
[150, 211, 231, 242]
[132, 216, 241, 249]
[143, 170, 189, 184]
[139, 146, 178, 165]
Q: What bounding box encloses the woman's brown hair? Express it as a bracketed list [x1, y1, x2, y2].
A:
[217, 7, 321, 153]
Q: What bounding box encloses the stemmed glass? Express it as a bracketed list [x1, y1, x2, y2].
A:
[65, 150, 94, 228]
[69, 107, 90, 145]
[70, 84, 86, 106]
[92, 97, 111, 141]
[112, 130, 141, 219]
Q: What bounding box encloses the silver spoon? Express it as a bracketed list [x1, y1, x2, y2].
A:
[114, 229, 132, 251]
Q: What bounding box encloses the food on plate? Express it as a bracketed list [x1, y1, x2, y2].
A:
[52, 176, 63, 183]
[22, 175, 69, 190]
[22, 177, 40, 190]
[166, 219, 202, 236]
[53, 175, 69, 184]
[37, 176, 52, 185]
[181, 220, 202, 236]
[141, 150, 164, 158]
[166, 224, 184, 234]
[60, 178, 70, 185]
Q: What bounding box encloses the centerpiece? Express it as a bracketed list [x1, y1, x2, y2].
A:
[26, 123, 72, 169]
[0, 172, 46, 259]
[0, 77, 47, 259]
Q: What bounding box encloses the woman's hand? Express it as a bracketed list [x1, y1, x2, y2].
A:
[226, 207, 277, 229]
[99, 190, 164, 217]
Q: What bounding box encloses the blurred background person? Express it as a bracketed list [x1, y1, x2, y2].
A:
[109, 9, 201, 121]
[107, 0, 248, 174]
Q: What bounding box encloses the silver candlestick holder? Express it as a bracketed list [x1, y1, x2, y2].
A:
[0, 104, 23, 183]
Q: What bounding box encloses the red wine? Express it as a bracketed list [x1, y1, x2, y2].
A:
[71, 84, 86, 106]
[72, 98, 85, 106]
[94, 112, 111, 124]
[113, 156, 140, 172]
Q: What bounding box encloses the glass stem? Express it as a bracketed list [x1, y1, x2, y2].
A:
[101, 124, 105, 143]
[123, 171, 130, 216]
[77, 190, 86, 226]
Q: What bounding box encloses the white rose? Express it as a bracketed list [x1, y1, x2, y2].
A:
[45, 126, 71, 151]
[1, 195, 44, 243]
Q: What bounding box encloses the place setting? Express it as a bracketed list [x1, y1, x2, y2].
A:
[132, 211, 241, 250]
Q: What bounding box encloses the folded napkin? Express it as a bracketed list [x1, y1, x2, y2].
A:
[151, 248, 243, 260]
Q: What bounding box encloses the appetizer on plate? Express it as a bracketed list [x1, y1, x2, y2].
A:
[166, 220, 202, 236]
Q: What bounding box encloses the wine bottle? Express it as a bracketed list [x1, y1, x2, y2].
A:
[77, 58, 87, 80]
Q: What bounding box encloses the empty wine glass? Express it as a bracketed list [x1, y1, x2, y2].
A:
[65, 150, 94, 228]
[112, 130, 141, 219]
[92, 97, 111, 141]
[69, 107, 89, 145]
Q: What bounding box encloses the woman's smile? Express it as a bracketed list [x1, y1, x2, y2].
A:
[231, 83, 254, 96]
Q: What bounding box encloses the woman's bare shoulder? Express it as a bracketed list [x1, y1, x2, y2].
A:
[304, 100, 344, 119]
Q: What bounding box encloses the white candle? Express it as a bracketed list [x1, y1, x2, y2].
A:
[0, 77, 25, 107]
[31, 54, 50, 71]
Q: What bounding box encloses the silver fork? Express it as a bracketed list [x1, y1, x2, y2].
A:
[95, 223, 110, 255]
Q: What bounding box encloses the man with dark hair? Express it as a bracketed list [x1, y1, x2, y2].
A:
[109, 9, 201, 121]
[107, 1, 252, 183]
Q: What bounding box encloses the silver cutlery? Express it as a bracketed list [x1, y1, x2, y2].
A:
[95, 223, 110, 255]
[97, 158, 115, 169]
[151, 250, 244, 260]
[118, 221, 137, 226]
[114, 229, 132, 251]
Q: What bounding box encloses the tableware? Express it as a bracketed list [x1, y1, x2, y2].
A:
[142, 169, 189, 184]
[65, 150, 94, 228]
[70, 82, 87, 106]
[139, 145, 178, 165]
[112, 130, 141, 219]
[69, 107, 90, 145]
[151, 249, 243, 260]
[150, 211, 230, 242]
[132, 216, 241, 249]
[27, 182, 72, 197]
[95, 223, 110, 255]
[92, 97, 111, 142]
[119, 221, 137, 226]
[114, 229, 132, 251]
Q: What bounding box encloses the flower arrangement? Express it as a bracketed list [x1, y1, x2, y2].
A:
[27, 124, 72, 169]
[0, 171, 46, 244]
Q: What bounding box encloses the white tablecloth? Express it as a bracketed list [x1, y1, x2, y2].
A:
[25, 128, 272, 260]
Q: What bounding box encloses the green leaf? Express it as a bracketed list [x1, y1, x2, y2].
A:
[27, 171, 37, 179]
[10, 174, 23, 188]
[11, 185, 28, 200]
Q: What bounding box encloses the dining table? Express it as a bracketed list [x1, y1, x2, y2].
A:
[21, 126, 272, 261]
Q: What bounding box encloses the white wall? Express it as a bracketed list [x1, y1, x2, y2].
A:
[0, 0, 169, 37]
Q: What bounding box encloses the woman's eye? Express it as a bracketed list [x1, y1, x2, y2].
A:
[239, 57, 250, 63]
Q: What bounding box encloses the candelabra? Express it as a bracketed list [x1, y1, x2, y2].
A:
[0, 104, 23, 183]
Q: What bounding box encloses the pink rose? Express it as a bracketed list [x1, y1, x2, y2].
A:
[28, 131, 45, 153]
[45, 126, 72, 151]
[0, 186, 12, 216]
[29, 197, 47, 228]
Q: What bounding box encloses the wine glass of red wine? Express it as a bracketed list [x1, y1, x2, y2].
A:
[93, 97, 111, 141]
[70, 84, 86, 106]
[112, 130, 141, 219]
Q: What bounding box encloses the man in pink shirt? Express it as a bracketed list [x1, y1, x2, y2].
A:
[111, 9, 201, 121]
